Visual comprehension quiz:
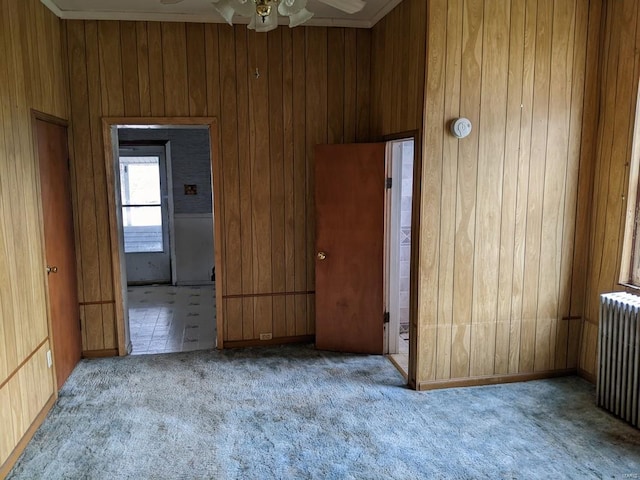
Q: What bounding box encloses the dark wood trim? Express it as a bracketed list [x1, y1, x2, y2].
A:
[417, 369, 577, 391]
[222, 291, 315, 300]
[381, 129, 421, 143]
[577, 367, 596, 384]
[30, 109, 69, 128]
[0, 338, 49, 391]
[0, 394, 56, 479]
[79, 300, 115, 306]
[103, 116, 217, 126]
[223, 335, 315, 349]
[82, 349, 119, 358]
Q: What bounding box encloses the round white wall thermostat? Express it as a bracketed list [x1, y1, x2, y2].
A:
[450, 118, 472, 139]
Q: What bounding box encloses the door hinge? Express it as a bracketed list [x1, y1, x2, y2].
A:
[383, 312, 390, 324]
[386, 177, 392, 189]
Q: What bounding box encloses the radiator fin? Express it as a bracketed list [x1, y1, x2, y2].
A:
[598, 292, 640, 428]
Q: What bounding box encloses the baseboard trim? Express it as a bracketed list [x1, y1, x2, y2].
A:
[417, 369, 577, 391]
[577, 367, 596, 384]
[0, 394, 56, 479]
[82, 349, 118, 358]
[223, 335, 314, 348]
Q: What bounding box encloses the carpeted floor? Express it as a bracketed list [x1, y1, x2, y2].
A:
[7, 345, 640, 479]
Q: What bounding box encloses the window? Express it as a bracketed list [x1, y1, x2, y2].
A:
[621, 86, 640, 286]
[120, 156, 164, 253]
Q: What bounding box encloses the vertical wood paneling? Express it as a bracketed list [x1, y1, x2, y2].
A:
[292, 27, 308, 335]
[452, 0, 483, 379]
[120, 22, 141, 117]
[65, 21, 371, 347]
[248, 30, 273, 338]
[147, 22, 165, 116]
[282, 28, 296, 336]
[268, 29, 286, 338]
[161, 23, 189, 116]
[305, 27, 327, 334]
[371, 3, 425, 138]
[436, 0, 462, 380]
[470, 0, 510, 377]
[495, 0, 525, 375]
[534, 0, 575, 372]
[0, 0, 65, 469]
[136, 22, 151, 117]
[580, 0, 640, 378]
[420, 0, 446, 382]
[372, 0, 596, 386]
[186, 23, 207, 117]
[234, 27, 255, 340]
[509, 0, 538, 374]
[327, 28, 345, 144]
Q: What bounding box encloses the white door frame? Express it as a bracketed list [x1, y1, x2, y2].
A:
[118, 143, 175, 285]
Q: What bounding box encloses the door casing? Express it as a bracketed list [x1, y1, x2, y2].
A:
[119, 144, 173, 285]
[102, 117, 224, 354]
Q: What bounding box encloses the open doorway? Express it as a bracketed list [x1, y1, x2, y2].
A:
[385, 138, 415, 378]
[103, 119, 223, 356]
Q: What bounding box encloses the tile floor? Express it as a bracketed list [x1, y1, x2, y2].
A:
[127, 285, 216, 355]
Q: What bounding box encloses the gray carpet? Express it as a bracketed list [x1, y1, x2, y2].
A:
[7, 345, 640, 479]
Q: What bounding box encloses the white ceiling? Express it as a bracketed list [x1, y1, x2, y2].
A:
[40, 0, 402, 28]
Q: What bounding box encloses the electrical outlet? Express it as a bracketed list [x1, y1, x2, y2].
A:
[259, 333, 272, 341]
[46, 350, 52, 368]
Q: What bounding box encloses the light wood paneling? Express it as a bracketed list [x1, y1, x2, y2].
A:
[375, 0, 597, 386]
[370, 0, 426, 138]
[0, 0, 65, 469]
[64, 21, 371, 348]
[581, 0, 640, 379]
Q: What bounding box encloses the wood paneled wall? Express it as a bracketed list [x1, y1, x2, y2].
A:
[64, 20, 372, 349]
[370, 0, 427, 138]
[580, 0, 640, 379]
[414, 0, 600, 388]
[0, 0, 67, 471]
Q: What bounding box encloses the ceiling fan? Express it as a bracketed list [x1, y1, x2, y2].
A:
[216, 0, 366, 31]
[160, 0, 366, 31]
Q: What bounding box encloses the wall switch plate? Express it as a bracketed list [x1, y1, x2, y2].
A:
[259, 333, 272, 341]
[46, 350, 52, 368]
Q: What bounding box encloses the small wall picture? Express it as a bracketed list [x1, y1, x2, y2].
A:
[184, 184, 198, 195]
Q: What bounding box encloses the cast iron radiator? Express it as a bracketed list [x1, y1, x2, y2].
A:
[598, 292, 640, 428]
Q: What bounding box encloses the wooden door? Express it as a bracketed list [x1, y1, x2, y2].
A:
[315, 143, 386, 354]
[36, 118, 82, 388]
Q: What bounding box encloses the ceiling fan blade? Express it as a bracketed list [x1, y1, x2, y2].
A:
[160, 0, 185, 4]
[316, 0, 365, 14]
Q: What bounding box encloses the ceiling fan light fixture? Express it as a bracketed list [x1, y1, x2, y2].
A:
[287, 7, 313, 27]
[277, 0, 304, 16]
[212, 0, 365, 30]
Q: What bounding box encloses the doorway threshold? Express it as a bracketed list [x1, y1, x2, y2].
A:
[387, 354, 408, 380]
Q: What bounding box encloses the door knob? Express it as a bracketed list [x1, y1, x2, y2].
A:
[46, 266, 58, 274]
[317, 252, 327, 260]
